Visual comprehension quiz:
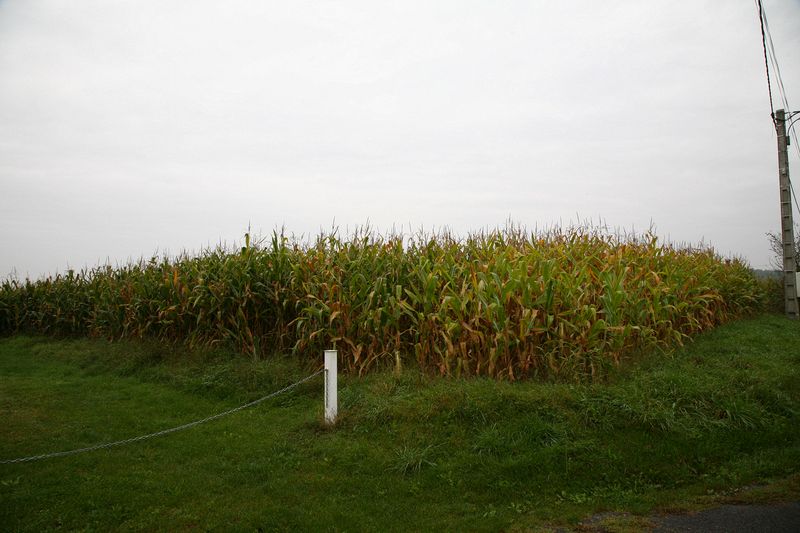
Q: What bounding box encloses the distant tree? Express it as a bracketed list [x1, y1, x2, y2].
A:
[767, 225, 800, 271]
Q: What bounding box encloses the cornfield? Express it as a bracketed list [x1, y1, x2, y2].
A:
[0, 227, 764, 380]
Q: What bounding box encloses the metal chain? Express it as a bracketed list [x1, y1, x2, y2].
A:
[1, 369, 323, 465]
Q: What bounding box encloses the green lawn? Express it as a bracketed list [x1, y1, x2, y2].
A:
[1, 315, 799, 531]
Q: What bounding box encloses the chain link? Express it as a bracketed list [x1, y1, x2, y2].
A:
[1, 369, 323, 465]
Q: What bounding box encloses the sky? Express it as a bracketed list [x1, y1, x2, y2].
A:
[1, 0, 799, 278]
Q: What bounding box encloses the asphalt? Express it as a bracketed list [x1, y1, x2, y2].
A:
[652, 502, 800, 532]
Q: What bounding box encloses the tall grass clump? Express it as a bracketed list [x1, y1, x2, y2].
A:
[0, 227, 764, 380]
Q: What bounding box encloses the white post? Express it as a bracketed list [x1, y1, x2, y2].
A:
[324, 349, 338, 424]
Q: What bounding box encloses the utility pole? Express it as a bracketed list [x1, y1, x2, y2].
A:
[775, 109, 798, 319]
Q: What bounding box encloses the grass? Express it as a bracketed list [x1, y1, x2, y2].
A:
[1, 314, 799, 531]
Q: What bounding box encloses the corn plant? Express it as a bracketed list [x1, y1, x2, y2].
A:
[0, 227, 765, 381]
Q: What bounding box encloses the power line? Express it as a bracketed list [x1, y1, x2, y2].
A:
[763, 15, 789, 110]
[754, 0, 800, 218]
[789, 123, 800, 163]
[755, 0, 775, 120]
[791, 176, 800, 216]
[758, 0, 800, 161]
[764, 19, 800, 161]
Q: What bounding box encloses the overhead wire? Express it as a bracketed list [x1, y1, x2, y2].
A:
[754, 0, 775, 119]
[760, 1, 800, 161]
[755, 0, 800, 215]
[763, 14, 790, 111]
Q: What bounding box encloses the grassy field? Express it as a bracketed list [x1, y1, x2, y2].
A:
[1, 314, 799, 531]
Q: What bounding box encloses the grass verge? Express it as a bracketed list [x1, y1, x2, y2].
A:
[1, 314, 799, 531]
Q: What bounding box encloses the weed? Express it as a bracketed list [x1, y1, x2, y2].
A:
[390, 443, 439, 475]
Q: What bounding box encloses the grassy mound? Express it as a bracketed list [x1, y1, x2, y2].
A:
[1, 315, 798, 531]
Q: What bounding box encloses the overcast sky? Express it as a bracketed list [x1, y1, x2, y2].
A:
[1, 0, 799, 278]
